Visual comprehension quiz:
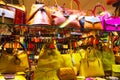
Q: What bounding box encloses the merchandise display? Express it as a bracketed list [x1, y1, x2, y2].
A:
[0, 0, 120, 80]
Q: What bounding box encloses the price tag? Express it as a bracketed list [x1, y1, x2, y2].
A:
[4, 74, 15, 79]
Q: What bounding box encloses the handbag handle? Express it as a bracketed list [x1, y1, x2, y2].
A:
[2, 40, 25, 51]
[93, 4, 106, 16]
[70, 0, 81, 11]
[85, 46, 101, 67]
[85, 46, 98, 61]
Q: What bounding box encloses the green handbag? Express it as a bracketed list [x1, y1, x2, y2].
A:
[102, 50, 115, 71]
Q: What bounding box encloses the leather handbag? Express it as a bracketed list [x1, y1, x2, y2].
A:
[84, 4, 109, 30]
[6, 4, 26, 24]
[50, 5, 66, 26]
[79, 47, 105, 77]
[51, 0, 82, 29]
[103, 16, 120, 31]
[93, 4, 111, 29]
[57, 67, 77, 80]
[81, 4, 110, 31]
[84, 16, 103, 30]
[0, 40, 29, 73]
[27, 1, 51, 25]
[60, 0, 84, 29]
[0, 2, 26, 24]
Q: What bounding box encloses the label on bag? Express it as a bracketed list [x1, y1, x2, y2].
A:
[4, 74, 15, 79]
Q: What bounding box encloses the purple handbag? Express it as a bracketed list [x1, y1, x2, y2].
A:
[104, 16, 120, 31]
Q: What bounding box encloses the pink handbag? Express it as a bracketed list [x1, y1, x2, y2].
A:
[27, 1, 51, 25]
[104, 16, 120, 31]
[51, 5, 66, 26]
[51, 0, 82, 29]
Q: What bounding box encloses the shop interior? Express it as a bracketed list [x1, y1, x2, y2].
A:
[0, 0, 120, 80]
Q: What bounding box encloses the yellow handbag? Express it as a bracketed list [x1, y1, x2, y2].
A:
[71, 51, 82, 74]
[112, 64, 120, 77]
[79, 47, 105, 77]
[0, 40, 29, 73]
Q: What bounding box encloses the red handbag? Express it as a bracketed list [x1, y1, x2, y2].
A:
[14, 8, 26, 24]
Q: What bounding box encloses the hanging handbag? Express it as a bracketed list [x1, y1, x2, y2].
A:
[27, 0, 51, 25]
[0, 40, 29, 73]
[103, 16, 120, 31]
[79, 47, 105, 77]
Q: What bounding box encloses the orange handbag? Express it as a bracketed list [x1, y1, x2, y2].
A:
[84, 4, 106, 30]
[57, 67, 77, 80]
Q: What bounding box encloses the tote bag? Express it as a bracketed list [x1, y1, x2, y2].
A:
[79, 47, 105, 77]
[0, 40, 29, 73]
